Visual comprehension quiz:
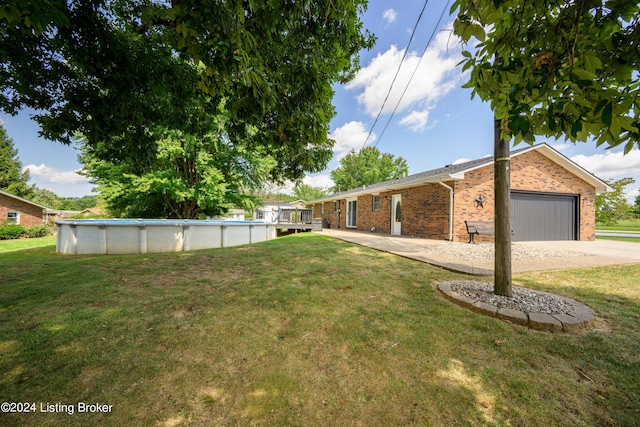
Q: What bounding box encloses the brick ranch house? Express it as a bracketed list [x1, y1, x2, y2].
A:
[0, 189, 49, 227]
[308, 144, 610, 242]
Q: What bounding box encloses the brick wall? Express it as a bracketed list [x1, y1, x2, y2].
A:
[0, 193, 45, 227]
[311, 201, 344, 229]
[511, 150, 596, 241]
[310, 150, 597, 242]
[451, 150, 596, 242]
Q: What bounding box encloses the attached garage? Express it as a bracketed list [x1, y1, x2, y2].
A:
[511, 191, 579, 241]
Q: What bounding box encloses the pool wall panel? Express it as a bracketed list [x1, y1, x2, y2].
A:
[56, 220, 276, 255]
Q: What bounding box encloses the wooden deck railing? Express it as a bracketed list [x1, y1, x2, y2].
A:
[275, 208, 313, 229]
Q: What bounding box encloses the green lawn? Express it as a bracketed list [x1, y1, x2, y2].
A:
[0, 236, 56, 253]
[596, 218, 640, 232]
[0, 234, 638, 426]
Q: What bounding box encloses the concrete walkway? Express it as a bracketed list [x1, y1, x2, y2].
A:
[318, 229, 640, 276]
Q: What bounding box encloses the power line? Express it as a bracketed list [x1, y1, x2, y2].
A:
[373, 0, 452, 148]
[360, 0, 431, 150]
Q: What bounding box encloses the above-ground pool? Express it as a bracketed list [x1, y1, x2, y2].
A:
[56, 219, 277, 255]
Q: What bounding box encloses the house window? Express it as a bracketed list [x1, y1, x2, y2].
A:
[372, 195, 381, 211]
[321, 203, 325, 214]
[7, 211, 19, 224]
[255, 210, 265, 220]
[333, 201, 337, 213]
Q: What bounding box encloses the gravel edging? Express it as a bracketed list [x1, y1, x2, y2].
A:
[438, 281, 596, 332]
[402, 242, 589, 264]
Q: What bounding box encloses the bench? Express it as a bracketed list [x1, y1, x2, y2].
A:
[465, 220, 494, 243]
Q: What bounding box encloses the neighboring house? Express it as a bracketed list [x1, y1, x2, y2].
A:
[78, 208, 106, 217]
[44, 209, 82, 222]
[226, 209, 246, 220]
[253, 200, 307, 222]
[308, 144, 610, 242]
[0, 189, 49, 227]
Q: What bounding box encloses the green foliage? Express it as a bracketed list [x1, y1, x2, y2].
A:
[24, 224, 49, 238]
[28, 188, 99, 211]
[254, 191, 297, 204]
[293, 183, 328, 202]
[331, 147, 409, 192]
[0, 222, 26, 239]
[0, 222, 51, 239]
[633, 195, 640, 216]
[596, 177, 635, 225]
[62, 195, 97, 211]
[80, 102, 277, 218]
[452, 0, 639, 152]
[28, 187, 62, 209]
[2, 1, 374, 218]
[1, 0, 374, 183]
[0, 122, 34, 197]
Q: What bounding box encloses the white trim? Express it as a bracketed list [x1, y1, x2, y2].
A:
[438, 182, 454, 241]
[7, 211, 20, 224]
[346, 198, 357, 228]
[391, 194, 401, 235]
[372, 194, 381, 212]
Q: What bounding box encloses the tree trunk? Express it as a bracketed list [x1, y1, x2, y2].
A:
[494, 118, 512, 297]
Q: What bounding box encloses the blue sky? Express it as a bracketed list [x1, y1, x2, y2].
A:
[2, 0, 640, 202]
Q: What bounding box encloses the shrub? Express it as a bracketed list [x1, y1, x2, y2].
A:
[25, 224, 50, 238]
[0, 223, 27, 240]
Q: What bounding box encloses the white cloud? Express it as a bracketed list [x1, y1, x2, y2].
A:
[570, 150, 640, 180]
[382, 9, 397, 24]
[399, 109, 429, 132]
[571, 150, 640, 203]
[303, 174, 334, 190]
[272, 174, 335, 196]
[452, 157, 472, 165]
[329, 121, 375, 159]
[346, 29, 463, 133]
[23, 163, 89, 185]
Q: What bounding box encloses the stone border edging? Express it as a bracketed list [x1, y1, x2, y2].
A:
[437, 281, 596, 332]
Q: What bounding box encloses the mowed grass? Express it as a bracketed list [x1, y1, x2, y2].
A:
[0, 234, 639, 426]
[0, 236, 56, 253]
[596, 218, 640, 242]
[597, 218, 640, 231]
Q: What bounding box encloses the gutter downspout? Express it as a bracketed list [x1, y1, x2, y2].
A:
[438, 181, 454, 241]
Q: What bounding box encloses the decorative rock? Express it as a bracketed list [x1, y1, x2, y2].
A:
[437, 280, 597, 332]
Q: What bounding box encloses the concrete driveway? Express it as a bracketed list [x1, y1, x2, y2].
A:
[318, 229, 640, 275]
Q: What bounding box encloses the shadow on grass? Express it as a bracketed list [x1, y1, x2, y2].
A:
[0, 234, 639, 426]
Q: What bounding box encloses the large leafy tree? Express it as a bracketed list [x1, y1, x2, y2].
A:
[29, 188, 63, 209]
[293, 183, 329, 202]
[1, 0, 374, 216]
[0, 122, 34, 197]
[80, 101, 277, 218]
[453, 0, 639, 296]
[596, 177, 635, 225]
[331, 147, 409, 192]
